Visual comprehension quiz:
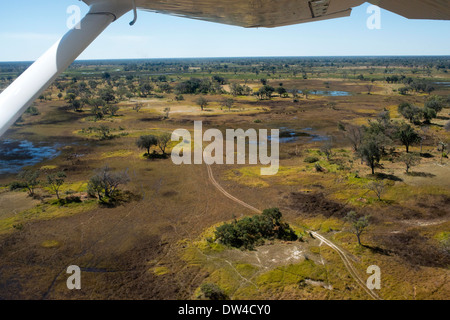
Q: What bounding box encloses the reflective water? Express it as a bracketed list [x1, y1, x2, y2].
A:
[0, 140, 61, 175]
[249, 127, 329, 145]
[298, 90, 351, 96]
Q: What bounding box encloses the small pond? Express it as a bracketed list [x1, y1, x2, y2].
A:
[0, 139, 61, 175]
[298, 90, 351, 97]
[249, 127, 329, 145]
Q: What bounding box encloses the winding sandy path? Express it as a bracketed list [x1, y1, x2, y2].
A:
[206, 164, 382, 300]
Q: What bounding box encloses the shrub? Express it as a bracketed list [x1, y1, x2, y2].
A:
[214, 208, 297, 250]
[304, 156, 319, 163]
[314, 163, 324, 172]
[25, 106, 40, 115]
[9, 181, 28, 191]
[200, 283, 228, 300]
[65, 195, 82, 203]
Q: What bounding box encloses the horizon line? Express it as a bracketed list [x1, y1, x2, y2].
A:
[1, 54, 450, 64]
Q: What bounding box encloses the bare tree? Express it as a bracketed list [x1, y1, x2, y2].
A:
[133, 103, 143, 113]
[320, 139, 333, 161]
[438, 141, 448, 164]
[157, 133, 172, 155]
[163, 107, 170, 119]
[327, 101, 337, 110]
[290, 88, 299, 101]
[196, 96, 208, 111]
[87, 166, 130, 203]
[367, 180, 386, 201]
[302, 88, 311, 99]
[445, 121, 450, 132]
[345, 211, 370, 246]
[399, 153, 421, 173]
[343, 124, 362, 152]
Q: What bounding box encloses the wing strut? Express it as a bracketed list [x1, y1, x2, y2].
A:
[0, 1, 132, 136]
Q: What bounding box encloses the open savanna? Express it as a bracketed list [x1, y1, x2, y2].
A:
[0, 57, 449, 300]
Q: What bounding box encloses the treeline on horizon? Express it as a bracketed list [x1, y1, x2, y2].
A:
[1, 56, 449, 74]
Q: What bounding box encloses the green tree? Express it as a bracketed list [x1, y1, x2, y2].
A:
[18, 169, 40, 196]
[398, 102, 421, 124]
[396, 122, 421, 153]
[99, 88, 116, 103]
[425, 95, 445, 113]
[139, 83, 153, 97]
[302, 88, 311, 99]
[196, 96, 208, 111]
[200, 283, 228, 300]
[47, 171, 66, 200]
[230, 83, 243, 96]
[65, 92, 76, 104]
[97, 125, 112, 140]
[71, 99, 83, 112]
[257, 85, 275, 100]
[137, 135, 158, 155]
[398, 87, 409, 95]
[275, 86, 287, 97]
[421, 107, 437, 124]
[358, 134, 383, 174]
[222, 98, 234, 111]
[107, 104, 119, 116]
[345, 211, 370, 246]
[215, 208, 297, 250]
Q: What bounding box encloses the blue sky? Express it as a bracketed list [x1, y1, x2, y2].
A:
[0, 0, 449, 61]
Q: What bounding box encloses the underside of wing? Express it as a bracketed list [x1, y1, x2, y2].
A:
[370, 0, 450, 20]
[133, 0, 366, 28]
[83, 0, 450, 28]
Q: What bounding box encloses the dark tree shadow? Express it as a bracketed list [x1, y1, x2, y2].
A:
[420, 153, 434, 158]
[144, 152, 169, 160]
[407, 172, 436, 178]
[362, 244, 391, 256]
[372, 173, 403, 182]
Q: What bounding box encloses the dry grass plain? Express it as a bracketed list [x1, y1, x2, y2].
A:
[0, 75, 449, 300]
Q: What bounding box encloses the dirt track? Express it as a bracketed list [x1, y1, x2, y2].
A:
[206, 164, 382, 300]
